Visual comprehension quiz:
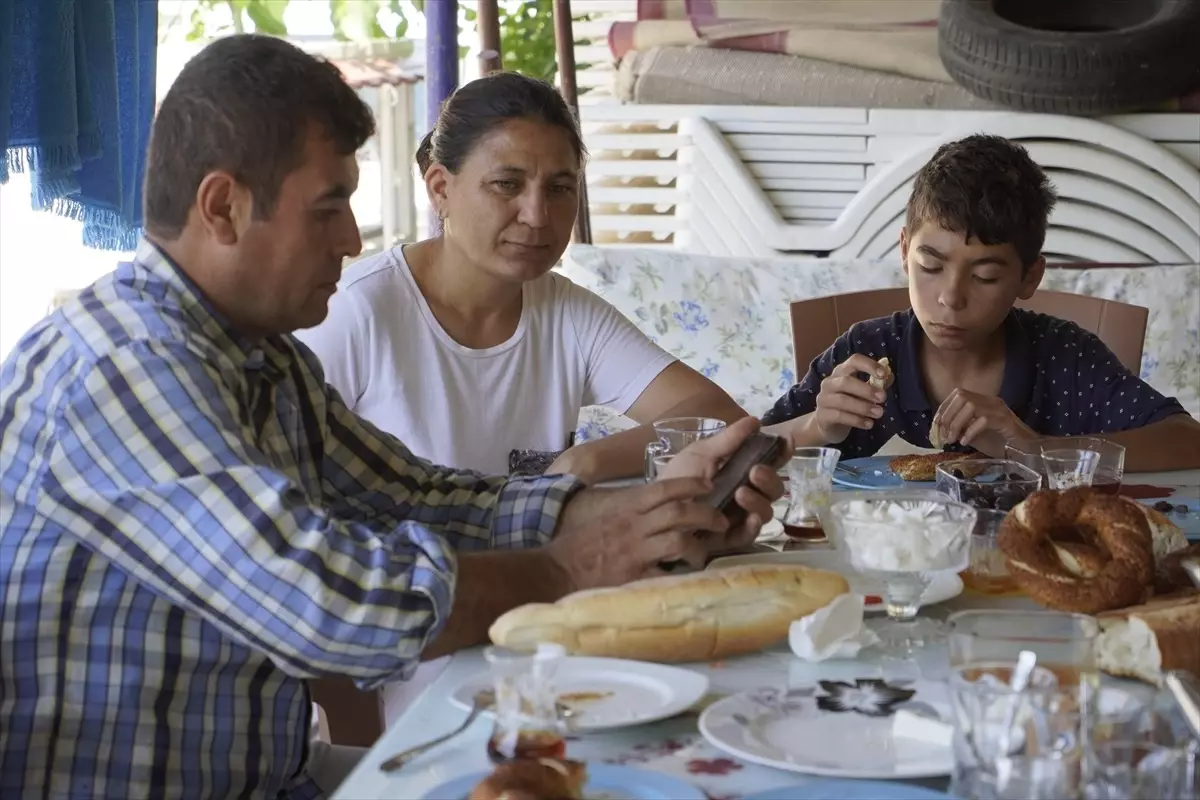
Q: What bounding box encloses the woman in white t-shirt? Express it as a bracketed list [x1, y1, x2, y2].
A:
[295, 73, 744, 726]
[296, 72, 743, 481]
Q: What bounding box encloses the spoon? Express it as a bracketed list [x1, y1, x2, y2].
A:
[1181, 557, 1200, 589]
[999, 649, 1038, 756]
[1164, 671, 1200, 742]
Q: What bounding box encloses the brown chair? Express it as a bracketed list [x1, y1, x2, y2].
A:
[309, 677, 385, 748]
[788, 288, 1148, 378]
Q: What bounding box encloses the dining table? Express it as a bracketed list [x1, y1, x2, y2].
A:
[332, 468, 1200, 800]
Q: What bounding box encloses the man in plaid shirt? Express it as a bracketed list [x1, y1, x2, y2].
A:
[0, 35, 783, 799]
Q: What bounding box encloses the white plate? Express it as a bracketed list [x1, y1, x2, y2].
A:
[699, 681, 954, 779]
[449, 657, 710, 732]
[706, 550, 963, 613]
[757, 518, 785, 541]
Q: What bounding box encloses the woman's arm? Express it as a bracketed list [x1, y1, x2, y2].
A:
[550, 361, 747, 483]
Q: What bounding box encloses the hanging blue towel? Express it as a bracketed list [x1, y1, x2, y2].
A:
[0, 0, 158, 251]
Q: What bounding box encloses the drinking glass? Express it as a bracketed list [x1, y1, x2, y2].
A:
[963, 508, 1019, 596]
[825, 493, 975, 652]
[781, 447, 839, 541]
[484, 644, 567, 763]
[948, 610, 1100, 678]
[1086, 741, 1194, 800]
[1007, 438, 1126, 496]
[949, 662, 1083, 800]
[935, 459, 1042, 511]
[644, 416, 726, 481]
[1041, 448, 1101, 490]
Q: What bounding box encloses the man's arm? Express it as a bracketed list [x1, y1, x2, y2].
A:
[553, 361, 747, 483]
[37, 342, 514, 688]
[1101, 413, 1200, 472]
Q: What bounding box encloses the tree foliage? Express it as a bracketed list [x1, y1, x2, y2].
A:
[186, 0, 574, 82]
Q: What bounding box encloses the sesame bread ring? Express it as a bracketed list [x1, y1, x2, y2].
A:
[997, 488, 1155, 614]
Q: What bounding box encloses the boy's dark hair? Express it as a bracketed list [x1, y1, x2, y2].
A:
[416, 72, 586, 178]
[905, 134, 1058, 268]
[144, 34, 375, 239]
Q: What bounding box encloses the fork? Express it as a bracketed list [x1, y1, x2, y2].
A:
[835, 462, 862, 478]
[379, 689, 491, 773]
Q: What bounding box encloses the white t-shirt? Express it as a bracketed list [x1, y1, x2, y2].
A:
[295, 245, 675, 474]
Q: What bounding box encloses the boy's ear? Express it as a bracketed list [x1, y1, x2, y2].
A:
[1017, 255, 1046, 300]
[899, 227, 910, 275]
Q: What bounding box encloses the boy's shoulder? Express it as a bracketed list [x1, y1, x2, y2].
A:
[1011, 307, 1102, 351]
[843, 310, 914, 350]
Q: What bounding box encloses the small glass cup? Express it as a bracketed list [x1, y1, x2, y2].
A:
[963, 508, 1019, 596]
[1007, 438, 1126, 496]
[781, 447, 839, 541]
[1040, 448, 1101, 490]
[949, 661, 1084, 800]
[935, 458, 1042, 511]
[948, 610, 1100, 677]
[825, 493, 975, 652]
[1087, 741, 1194, 800]
[644, 416, 726, 481]
[484, 644, 568, 764]
[647, 454, 675, 481]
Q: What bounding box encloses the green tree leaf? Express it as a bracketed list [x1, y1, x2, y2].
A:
[330, 0, 385, 41]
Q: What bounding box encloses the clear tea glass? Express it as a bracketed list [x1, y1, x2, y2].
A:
[1040, 448, 1101, 490]
[644, 416, 725, 481]
[484, 644, 568, 763]
[963, 508, 1019, 596]
[1007, 437, 1125, 495]
[782, 447, 839, 540]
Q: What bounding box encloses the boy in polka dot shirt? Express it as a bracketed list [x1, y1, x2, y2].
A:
[762, 134, 1200, 472]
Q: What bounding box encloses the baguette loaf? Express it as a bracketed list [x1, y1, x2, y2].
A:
[1096, 590, 1200, 685]
[489, 564, 849, 663]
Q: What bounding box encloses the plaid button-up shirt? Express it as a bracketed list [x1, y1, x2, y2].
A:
[0, 240, 580, 799]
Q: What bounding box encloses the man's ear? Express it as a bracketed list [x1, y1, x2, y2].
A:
[424, 163, 451, 218]
[1017, 255, 1046, 300]
[899, 227, 910, 276]
[195, 171, 249, 245]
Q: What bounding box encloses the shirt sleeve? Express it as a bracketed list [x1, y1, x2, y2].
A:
[563, 277, 676, 412]
[36, 341, 579, 689]
[292, 283, 371, 409]
[760, 323, 890, 458]
[1072, 330, 1188, 433]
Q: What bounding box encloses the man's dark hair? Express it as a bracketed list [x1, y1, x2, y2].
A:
[143, 34, 375, 239]
[415, 71, 586, 178]
[905, 134, 1058, 267]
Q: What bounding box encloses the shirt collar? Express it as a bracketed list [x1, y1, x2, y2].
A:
[132, 238, 289, 375]
[895, 308, 1033, 413]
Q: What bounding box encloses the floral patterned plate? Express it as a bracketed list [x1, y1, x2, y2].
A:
[698, 680, 954, 779]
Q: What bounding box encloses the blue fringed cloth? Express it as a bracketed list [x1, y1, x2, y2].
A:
[0, 0, 157, 251]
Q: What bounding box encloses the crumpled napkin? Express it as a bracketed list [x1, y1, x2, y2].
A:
[789, 593, 881, 661]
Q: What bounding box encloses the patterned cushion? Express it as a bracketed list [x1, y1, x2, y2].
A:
[560, 246, 1199, 442]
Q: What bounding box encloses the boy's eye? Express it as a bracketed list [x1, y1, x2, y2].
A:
[492, 179, 519, 192]
[919, 264, 941, 274]
[974, 276, 999, 284]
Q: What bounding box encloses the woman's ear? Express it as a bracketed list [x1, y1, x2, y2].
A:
[424, 163, 451, 218]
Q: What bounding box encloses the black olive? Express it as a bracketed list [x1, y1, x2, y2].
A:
[1154, 500, 1174, 512]
[1174, 504, 1189, 514]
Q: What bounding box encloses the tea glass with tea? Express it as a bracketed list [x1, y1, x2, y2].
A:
[781, 447, 839, 541]
[963, 508, 1018, 596]
[644, 416, 726, 481]
[484, 644, 568, 763]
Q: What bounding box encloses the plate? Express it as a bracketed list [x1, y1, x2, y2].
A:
[706, 550, 963, 613]
[449, 657, 709, 732]
[699, 681, 955, 779]
[744, 779, 953, 800]
[421, 764, 706, 800]
[757, 518, 785, 541]
[832, 456, 928, 489]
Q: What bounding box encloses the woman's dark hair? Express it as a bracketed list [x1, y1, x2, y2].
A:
[416, 72, 586, 177]
[905, 134, 1058, 268]
[144, 34, 375, 239]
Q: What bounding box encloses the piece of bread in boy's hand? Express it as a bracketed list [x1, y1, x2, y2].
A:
[867, 357, 894, 392]
[929, 420, 946, 449]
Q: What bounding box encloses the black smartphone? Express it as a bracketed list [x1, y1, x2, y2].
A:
[703, 431, 786, 515]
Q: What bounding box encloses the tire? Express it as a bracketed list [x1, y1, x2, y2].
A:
[938, 0, 1200, 116]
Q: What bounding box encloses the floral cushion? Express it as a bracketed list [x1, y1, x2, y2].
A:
[560, 246, 1199, 442]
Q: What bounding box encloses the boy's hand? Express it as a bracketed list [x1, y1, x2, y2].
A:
[810, 354, 889, 443]
[932, 388, 1037, 456]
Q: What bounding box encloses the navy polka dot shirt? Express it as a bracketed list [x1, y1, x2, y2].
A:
[761, 308, 1187, 458]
